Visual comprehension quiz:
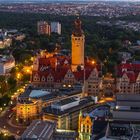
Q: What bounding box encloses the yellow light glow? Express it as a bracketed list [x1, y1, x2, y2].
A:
[63, 84, 66, 87]
[26, 69, 30, 73]
[17, 73, 21, 79]
[68, 85, 71, 87]
[92, 60, 96, 65]
[4, 133, 7, 136]
[31, 57, 34, 61]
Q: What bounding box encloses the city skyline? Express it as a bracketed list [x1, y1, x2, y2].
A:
[0, 0, 140, 2]
[0, 0, 140, 139]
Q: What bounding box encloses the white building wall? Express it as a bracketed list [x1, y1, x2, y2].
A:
[51, 22, 61, 35]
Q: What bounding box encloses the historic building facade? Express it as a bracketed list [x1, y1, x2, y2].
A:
[116, 63, 140, 94]
[16, 100, 42, 125]
[32, 17, 102, 97]
[78, 111, 93, 140]
[71, 17, 85, 71]
[85, 68, 102, 97]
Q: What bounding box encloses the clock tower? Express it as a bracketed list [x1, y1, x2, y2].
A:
[71, 17, 85, 71]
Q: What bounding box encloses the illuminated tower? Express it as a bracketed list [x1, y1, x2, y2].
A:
[78, 111, 93, 140]
[71, 17, 85, 71]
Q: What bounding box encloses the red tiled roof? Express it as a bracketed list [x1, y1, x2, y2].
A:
[125, 72, 136, 83]
[32, 55, 101, 83]
[73, 69, 93, 81]
[117, 63, 140, 78]
[118, 63, 140, 72]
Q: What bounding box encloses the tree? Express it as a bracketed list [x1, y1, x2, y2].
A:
[21, 74, 30, 83]
[7, 77, 17, 89]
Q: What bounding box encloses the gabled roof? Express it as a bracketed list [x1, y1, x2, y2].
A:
[32, 55, 101, 83]
[121, 71, 138, 83]
[73, 69, 92, 81]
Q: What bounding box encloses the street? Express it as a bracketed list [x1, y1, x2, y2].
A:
[0, 104, 26, 139]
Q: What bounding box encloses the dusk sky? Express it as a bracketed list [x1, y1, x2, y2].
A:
[0, 0, 140, 1]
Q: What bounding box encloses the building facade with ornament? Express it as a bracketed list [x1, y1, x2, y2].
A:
[32, 17, 102, 97]
[116, 62, 140, 94]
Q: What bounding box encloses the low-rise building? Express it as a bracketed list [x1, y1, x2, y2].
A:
[116, 63, 140, 94]
[43, 96, 95, 130]
[32, 52, 102, 97]
[0, 55, 15, 75]
[102, 76, 115, 97]
[103, 94, 140, 140]
[78, 111, 93, 140]
[16, 86, 82, 124]
[85, 67, 102, 97]
[20, 120, 56, 140]
[20, 120, 77, 140]
[112, 94, 140, 120]
[0, 37, 12, 48]
[16, 100, 42, 125]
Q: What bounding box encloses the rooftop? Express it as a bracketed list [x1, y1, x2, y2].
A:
[52, 97, 78, 106]
[21, 120, 56, 140]
[29, 90, 50, 98]
[106, 121, 140, 140]
[53, 130, 77, 140]
[0, 55, 15, 64]
[116, 94, 140, 102]
[18, 86, 82, 102]
[43, 96, 95, 116]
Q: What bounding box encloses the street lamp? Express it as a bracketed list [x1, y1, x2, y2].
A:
[92, 60, 96, 65]
[17, 73, 21, 79]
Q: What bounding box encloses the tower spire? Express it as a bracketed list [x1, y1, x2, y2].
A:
[72, 16, 83, 37]
[71, 17, 85, 71]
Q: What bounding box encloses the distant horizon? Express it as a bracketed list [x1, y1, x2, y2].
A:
[0, 0, 140, 2]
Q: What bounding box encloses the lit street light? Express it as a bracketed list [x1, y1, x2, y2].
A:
[92, 60, 96, 65]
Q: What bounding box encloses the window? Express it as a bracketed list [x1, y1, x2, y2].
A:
[88, 85, 91, 88]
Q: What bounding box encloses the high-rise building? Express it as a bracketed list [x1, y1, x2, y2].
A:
[51, 22, 61, 35]
[71, 17, 85, 71]
[37, 21, 51, 35]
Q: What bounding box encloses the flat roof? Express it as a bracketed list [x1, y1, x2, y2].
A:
[53, 131, 77, 140]
[53, 97, 78, 106]
[29, 90, 50, 98]
[18, 86, 82, 101]
[21, 120, 56, 140]
[116, 94, 140, 102]
[43, 97, 94, 116]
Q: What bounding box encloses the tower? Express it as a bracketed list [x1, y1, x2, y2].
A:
[71, 17, 85, 71]
[78, 111, 93, 140]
